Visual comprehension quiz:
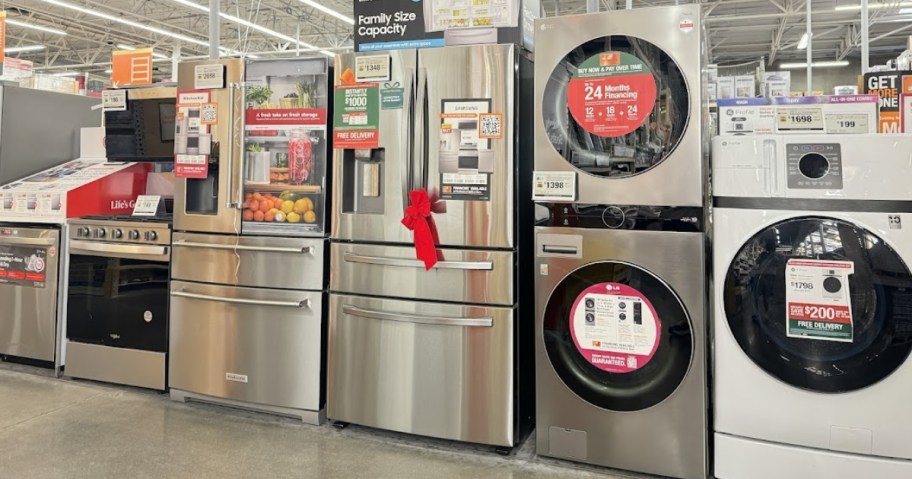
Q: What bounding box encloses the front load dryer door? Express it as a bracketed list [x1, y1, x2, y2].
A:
[539, 37, 691, 200]
[542, 261, 692, 411]
[724, 217, 912, 393]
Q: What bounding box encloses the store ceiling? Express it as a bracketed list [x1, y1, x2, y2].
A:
[3, 0, 910, 77]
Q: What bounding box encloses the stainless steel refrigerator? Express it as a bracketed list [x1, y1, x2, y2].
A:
[328, 44, 534, 448]
[168, 57, 331, 424]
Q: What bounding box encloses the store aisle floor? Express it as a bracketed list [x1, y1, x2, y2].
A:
[0, 366, 653, 479]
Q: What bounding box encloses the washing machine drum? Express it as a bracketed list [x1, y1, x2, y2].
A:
[543, 261, 693, 412]
[541, 35, 690, 178]
[724, 217, 912, 393]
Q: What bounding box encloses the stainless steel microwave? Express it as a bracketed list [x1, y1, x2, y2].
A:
[104, 86, 177, 162]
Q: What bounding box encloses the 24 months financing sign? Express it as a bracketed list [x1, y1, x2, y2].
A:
[785, 259, 855, 342]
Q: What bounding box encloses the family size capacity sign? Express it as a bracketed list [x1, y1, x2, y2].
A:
[566, 51, 657, 138]
[785, 259, 855, 342]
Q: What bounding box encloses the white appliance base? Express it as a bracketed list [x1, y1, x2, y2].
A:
[715, 433, 912, 479]
[170, 389, 325, 425]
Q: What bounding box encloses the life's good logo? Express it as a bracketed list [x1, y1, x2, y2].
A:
[599, 53, 621, 66]
[110, 199, 135, 210]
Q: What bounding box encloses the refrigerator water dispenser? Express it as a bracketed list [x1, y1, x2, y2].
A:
[341, 148, 384, 214]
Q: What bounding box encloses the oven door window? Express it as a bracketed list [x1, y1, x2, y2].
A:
[67, 255, 169, 352]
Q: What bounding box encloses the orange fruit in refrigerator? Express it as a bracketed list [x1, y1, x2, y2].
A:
[254, 210, 265, 222]
[259, 200, 271, 213]
[265, 210, 276, 222]
[273, 198, 283, 209]
[303, 211, 317, 223]
[243, 210, 254, 221]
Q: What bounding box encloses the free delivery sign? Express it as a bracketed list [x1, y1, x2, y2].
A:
[355, 0, 444, 51]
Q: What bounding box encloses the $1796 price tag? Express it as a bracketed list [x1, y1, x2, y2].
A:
[533, 171, 577, 202]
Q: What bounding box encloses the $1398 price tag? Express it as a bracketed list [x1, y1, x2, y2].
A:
[533, 171, 577, 202]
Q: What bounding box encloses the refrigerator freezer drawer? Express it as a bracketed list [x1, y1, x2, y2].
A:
[169, 281, 323, 412]
[171, 232, 326, 290]
[330, 243, 514, 306]
[327, 293, 516, 446]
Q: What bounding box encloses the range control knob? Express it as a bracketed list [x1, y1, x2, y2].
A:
[78, 227, 91, 237]
[129, 230, 141, 240]
[112, 229, 123, 239]
[145, 231, 158, 241]
[95, 228, 106, 238]
[601, 206, 626, 229]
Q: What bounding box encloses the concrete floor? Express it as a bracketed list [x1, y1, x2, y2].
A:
[0, 365, 655, 479]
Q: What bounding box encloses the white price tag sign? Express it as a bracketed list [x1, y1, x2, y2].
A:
[825, 113, 870, 134]
[533, 171, 576, 202]
[355, 55, 391, 83]
[194, 64, 226, 89]
[102, 90, 127, 111]
[776, 107, 825, 132]
[785, 259, 855, 343]
[132, 195, 161, 216]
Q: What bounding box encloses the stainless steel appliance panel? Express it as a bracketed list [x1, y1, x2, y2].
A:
[533, 7, 705, 207]
[534, 226, 707, 478]
[0, 227, 60, 362]
[330, 242, 513, 306]
[332, 50, 417, 244]
[171, 232, 325, 290]
[174, 59, 245, 234]
[169, 280, 322, 411]
[327, 293, 515, 446]
[65, 341, 166, 390]
[419, 44, 516, 249]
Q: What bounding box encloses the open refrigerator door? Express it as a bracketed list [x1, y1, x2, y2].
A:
[241, 58, 330, 236]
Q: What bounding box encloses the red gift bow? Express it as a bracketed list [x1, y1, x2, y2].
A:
[401, 189, 444, 270]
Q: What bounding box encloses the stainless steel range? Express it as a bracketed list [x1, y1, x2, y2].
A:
[65, 215, 172, 390]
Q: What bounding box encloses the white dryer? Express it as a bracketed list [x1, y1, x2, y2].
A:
[713, 134, 912, 479]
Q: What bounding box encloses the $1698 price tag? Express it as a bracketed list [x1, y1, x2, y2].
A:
[776, 107, 825, 132]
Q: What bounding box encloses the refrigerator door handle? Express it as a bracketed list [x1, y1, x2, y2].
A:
[173, 240, 315, 255]
[343, 252, 492, 270]
[171, 289, 311, 309]
[226, 82, 240, 209]
[342, 304, 493, 327]
[236, 82, 247, 209]
[415, 67, 429, 189]
[403, 67, 416, 206]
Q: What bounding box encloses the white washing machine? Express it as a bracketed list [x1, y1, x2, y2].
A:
[713, 134, 912, 478]
[534, 5, 705, 207]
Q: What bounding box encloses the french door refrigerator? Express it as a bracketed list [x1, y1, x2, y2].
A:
[169, 57, 331, 424]
[329, 44, 534, 448]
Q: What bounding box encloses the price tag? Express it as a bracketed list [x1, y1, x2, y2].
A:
[132, 195, 162, 217]
[825, 113, 870, 134]
[776, 107, 825, 132]
[102, 90, 127, 111]
[194, 64, 226, 89]
[355, 55, 391, 83]
[785, 259, 854, 342]
[532, 171, 576, 202]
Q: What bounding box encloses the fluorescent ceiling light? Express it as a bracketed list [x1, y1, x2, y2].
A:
[6, 18, 67, 36]
[168, 0, 319, 50]
[104, 69, 113, 74]
[780, 60, 851, 69]
[835, 1, 912, 10]
[298, 0, 355, 25]
[5, 45, 47, 53]
[797, 33, 809, 50]
[41, 0, 251, 57]
[54, 71, 81, 77]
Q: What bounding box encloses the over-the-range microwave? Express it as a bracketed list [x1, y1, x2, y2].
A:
[104, 86, 177, 162]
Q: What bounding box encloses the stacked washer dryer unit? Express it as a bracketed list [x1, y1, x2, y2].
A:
[713, 134, 912, 478]
[533, 6, 708, 479]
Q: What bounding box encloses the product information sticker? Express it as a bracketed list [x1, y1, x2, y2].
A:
[569, 282, 661, 373]
[566, 51, 657, 138]
[785, 259, 855, 342]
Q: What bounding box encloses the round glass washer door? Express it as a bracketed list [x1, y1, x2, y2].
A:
[543, 261, 693, 412]
[541, 36, 690, 178]
[724, 217, 912, 393]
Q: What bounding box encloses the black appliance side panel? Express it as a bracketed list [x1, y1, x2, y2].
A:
[0, 86, 100, 184]
[515, 50, 536, 445]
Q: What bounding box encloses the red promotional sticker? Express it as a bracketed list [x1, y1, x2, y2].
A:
[566, 51, 657, 138]
[569, 282, 661, 373]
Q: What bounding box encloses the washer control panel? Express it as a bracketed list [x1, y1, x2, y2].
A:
[536, 203, 703, 232]
[786, 143, 843, 190]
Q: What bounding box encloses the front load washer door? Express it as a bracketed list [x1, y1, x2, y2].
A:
[543, 261, 693, 411]
[724, 217, 912, 393]
[541, 36, 690, 179]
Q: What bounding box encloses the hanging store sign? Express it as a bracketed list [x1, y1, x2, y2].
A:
[111, 48, 153, 87]
[354, 0, 444, 51]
